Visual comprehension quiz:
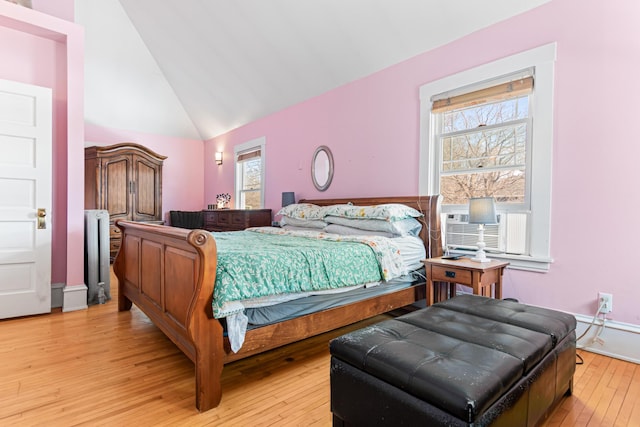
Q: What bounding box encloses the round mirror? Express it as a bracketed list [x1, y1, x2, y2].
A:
[311, 145, 334, 192]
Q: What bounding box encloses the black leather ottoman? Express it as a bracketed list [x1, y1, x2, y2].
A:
[330, 294, 576, 426]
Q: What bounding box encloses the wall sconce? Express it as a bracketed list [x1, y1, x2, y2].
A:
[215, 151, 223, 165]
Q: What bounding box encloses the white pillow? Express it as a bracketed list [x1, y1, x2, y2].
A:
[280, 216, 327, 229]
[324, 216, 422, 237]
[282, 225, 326, 232]
[324, 224, 396, 238]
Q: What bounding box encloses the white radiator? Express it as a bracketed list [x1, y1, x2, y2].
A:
[84, 209, 111, 305]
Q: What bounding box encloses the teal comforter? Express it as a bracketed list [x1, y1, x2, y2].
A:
[212, 228, 406, 318]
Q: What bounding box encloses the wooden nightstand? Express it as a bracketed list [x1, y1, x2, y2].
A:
[422, 257, 510, 306]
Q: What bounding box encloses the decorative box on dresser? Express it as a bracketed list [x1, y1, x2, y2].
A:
[203, 209, 272, 232]
[85, 143, 167, 261]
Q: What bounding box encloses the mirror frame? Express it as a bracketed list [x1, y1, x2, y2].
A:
[311, 145, 334, 192]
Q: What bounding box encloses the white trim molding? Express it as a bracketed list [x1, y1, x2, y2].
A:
[574, 314, 640, 364]
[63, 284, 88, 312]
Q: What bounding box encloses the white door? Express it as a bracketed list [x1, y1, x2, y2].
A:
[0, 79, 52, 319]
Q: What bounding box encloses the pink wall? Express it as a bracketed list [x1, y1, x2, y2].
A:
[205, 0, 640, 325]
[1, 2, 204, 291]
[85, 124, 205, 220]
[31, 0, 74, 22]
[0, 2, 84, 288]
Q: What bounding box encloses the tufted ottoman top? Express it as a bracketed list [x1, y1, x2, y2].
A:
[434, 294, 576, 347]
[329, 295, 576, 423]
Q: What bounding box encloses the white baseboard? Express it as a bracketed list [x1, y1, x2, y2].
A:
[453, 290, 640, 364]
[62, 284, 88, 312]
[574, 314, 640, 364]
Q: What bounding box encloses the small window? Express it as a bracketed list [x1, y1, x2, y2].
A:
[234, 137, 265, 209]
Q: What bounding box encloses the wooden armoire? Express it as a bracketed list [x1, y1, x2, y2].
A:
[85, 143, 167, 261]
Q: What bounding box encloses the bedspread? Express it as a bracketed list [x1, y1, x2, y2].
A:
[212, 227, 407, 319]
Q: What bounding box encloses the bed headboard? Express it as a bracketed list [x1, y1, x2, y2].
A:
[299, 195, 442, 259]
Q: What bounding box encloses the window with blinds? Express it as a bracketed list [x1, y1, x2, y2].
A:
[432, 71, 534, 256]
[432, 73, 533, 207]
[236, 148, 262, 209]
[234, 137, 265, 209]
[419, 44, 556, 270]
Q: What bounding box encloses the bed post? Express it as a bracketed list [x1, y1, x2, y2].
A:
[185, 230, 224, 412]
[113, 220, 132, 312]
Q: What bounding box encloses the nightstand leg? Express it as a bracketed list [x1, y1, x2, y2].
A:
[472, 272, 481, 297]
[427, 279, 434, 306]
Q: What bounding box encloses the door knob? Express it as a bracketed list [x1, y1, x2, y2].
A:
[37, 208, 46, 229]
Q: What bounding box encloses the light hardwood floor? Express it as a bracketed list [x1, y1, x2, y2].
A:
[1, 272, 639, 426]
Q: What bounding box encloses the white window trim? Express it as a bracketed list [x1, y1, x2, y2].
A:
[418, 43, 556, 272]
[234, 136, 266, 209]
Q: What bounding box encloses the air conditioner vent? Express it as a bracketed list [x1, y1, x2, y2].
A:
[445, 214, 504, 252]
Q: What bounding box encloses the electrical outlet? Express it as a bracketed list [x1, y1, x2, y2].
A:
[598, 292, 613, 314]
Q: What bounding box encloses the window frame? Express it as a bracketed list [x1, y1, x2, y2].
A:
[418, 43, 556, 272]
[234, 136, 265, 209]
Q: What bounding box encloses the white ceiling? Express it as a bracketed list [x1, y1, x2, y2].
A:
[83, 1, 550, 140]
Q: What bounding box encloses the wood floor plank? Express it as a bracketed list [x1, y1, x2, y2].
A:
[0, 269, 638, 425]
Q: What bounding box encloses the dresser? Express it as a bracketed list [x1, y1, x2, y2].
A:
[203, 209, 272, 232]
[85, 143, 166, 261]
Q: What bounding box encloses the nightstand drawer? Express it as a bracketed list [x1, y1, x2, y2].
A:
[431, 266, 472, 284]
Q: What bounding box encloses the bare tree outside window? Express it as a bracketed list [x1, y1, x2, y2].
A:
[438, 96, 529, 206]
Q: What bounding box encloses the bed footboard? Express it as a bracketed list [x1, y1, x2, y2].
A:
[113, 220, 223, 411]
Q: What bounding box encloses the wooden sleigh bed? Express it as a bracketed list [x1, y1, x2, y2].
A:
[113, 195, 442, 412]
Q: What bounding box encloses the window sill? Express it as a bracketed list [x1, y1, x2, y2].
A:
[448, 250, 553, 273]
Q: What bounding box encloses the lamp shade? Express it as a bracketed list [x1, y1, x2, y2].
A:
[468, 197, 497, 224]
[282, 192, 296, 207]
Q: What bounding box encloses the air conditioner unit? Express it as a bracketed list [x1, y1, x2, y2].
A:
[445, 213, 505, 252]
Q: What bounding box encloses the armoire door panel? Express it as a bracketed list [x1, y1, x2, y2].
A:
[133, 159, 160, 221]
[103, 157, 131, 219]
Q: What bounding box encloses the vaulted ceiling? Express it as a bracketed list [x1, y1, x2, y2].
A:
[82, 1, 550, 140]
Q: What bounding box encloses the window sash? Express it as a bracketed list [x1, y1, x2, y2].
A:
[434, 103, 532, 211]
[238, 159, 261, 198]
[440, 120, 529, 174]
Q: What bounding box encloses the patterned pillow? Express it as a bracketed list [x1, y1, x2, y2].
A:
[323, 203, 423, 222]
[276, 203, 326, 220]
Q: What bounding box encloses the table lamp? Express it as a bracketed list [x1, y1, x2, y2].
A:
[282, 192, 295, 207]
[468, 197, 497, 263]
